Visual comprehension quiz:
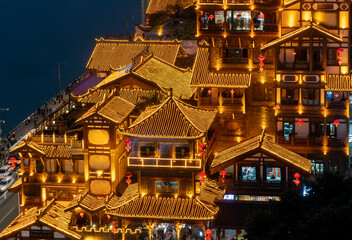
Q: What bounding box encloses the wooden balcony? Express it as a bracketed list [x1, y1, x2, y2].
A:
[198, 0, 224, 4]
[128, 157, 202, 169]
[277, 135, 323, 146]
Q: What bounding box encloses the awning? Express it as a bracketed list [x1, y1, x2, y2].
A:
[326, 75, 352, 91]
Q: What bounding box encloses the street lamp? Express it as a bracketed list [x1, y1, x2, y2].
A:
[57, 62, 67, 93]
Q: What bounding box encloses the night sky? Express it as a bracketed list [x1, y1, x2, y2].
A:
[0, 0, 141, 135]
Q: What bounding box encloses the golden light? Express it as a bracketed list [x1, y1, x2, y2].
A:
[174, 194, 178, 198]
[141, 192, 146, 197]
[157, 26, 163, 36]
[58, 178, 62, 183]
[237, 137, 241, 143]
[341, 66, 348, 75]
[72, 178, 76, 184]
[188, 193, 193, 198]
[340, 12, 349, 29]
[302, 11, 311, 21]
[97, 171, 103, 177]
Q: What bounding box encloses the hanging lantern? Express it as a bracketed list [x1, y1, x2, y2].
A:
[337, 48, 344, 65]
[209, 14, 214, 20]
[80, 213, 84, 218]
[337, 55, 343, 60]
[294, 173, 300, 179]
[337, 48, 344, 54]
[295, 179, 300, 186]
[198, 143, 205, 148]
[236, 14, 242, 19]
[338, 60, 342, 65]
[125, 138, 132, 151]
[236, 230, 242, 236]
[199, 149, 205, 154]
[126, 178, 132, 184]
[124, 139, 131, 144]
[112, 228, 117, 234]
[292, 51, 296, 55]
[258, 13, 264, 19]
[230, 89, 235, 94]
[199, 178, 205, 183]
[207, 89, 212, 95]
[205, 237, 212, 240]
[107, 214, 111, 219]
[334, 93, 340, 98]
[259, 67, 264, 71]
[125, 145, 131, 151]
[259, 62, 264, 67]
[10, 164, 16, 170]
[205, 229, 213, 235]
[258, 56, 266, 61]
[297, 119, 303, 126]
[333, 120, 340, 126]
[221, 177, 226, 182]
[199, 172, 206, 178]
[9, 157, 16, 163]
[220, 170, 227, 176]
[111, 221, 118, 227]
[125, 172, 132, 178]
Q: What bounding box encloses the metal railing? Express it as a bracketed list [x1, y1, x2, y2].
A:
[128, 157, 201, 169]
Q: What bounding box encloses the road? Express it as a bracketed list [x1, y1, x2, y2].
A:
[0, 192, 19, 232]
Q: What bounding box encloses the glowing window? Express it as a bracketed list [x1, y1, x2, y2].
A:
[155, 181, 178, 194]
[266, 167, 281, 182]
[241, 166, 256, 181]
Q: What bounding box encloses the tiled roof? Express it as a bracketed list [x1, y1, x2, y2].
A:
[76, 96, 135, 124]
[190, 47, 251, 88]
[146, 0, 194, 14]
[42, 145, 72, 159]
[106, 183, 140, 209]
[86, 37, 184, 72]
[119, 88, 164, 105]
[133, 55, 195, 99]
[65, 191, 106, 213]
[261, 22, 343, 51]
[8, 178, 22, 192]
[326, 75, 352, 91]
[196, 179, 224, 214]
[124, 97, 216, 139]
[108, 196, 215, 220]
[72, 88, 116, 105]
[0, 201, 80, 240]
[10, 140, 45, 155]
[211, 131, 311, 174]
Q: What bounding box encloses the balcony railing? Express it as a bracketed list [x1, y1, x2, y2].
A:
[128, 157, 201, 169]
[277, 135, 323, 146]
[327, 137, 347, 147]
[327, 101, 347, 109]
[198, 0, 251, 4]
[199, 0, 224, 4]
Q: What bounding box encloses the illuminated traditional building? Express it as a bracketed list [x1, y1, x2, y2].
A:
[2, 0, 351, 239]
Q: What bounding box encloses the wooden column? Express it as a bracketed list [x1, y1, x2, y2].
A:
[309, 33, 314, 72]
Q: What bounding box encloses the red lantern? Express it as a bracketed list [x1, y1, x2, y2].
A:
[236, 230, 242, 235]
[297, 119, 303, 126]
[9, 157, 16, 163]
[220, 170, 227, 176]
[334, 93, 340, 98]
[112, 228, 117, 234]
[107, 214, 111, 219]
[333, 120, 340, 126]
[205, 237, 212, 240]
[199, 172, 206, 178]
[125, 172, 132, 178]
[294, 179, 300, 186]
[198, 143, 205, 148]
[199, 150, 205, 154]
[125, 145, 131, 151]
[259, 67, 264, 71]
[337, 48, 344, 54]
[258, 55, 266, 61]
[337, 55, 343, 60]
[338, 60, 342, 65]
[80, 213, 84, 218]
[209, 14, 214, 20]
[124, 139, 131, 144]
[10, 164, 16, 170]
[199, 178, 205, 183]
[207, 89, 212, 95]
[126, 178, 132, 184]
[292, 51, 296, 55]
[221, 177, 226, 182]
[230, 89, 235, 94]
[259, 62, 264, 66]
[294, 173, 300, 179]
[111, 221, 118, 227]
[205, 229, 213, 235]
[236, 14, 242, 19]
[258, 14, 264, 19]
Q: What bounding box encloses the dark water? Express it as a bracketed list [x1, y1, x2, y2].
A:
[0, 0, 141, 135]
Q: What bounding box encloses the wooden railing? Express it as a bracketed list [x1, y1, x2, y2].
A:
[128, 157, 201, 169]
[277, 135, 323, 146]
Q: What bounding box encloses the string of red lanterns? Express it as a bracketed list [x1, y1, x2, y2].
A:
[337, 48, 343, 65]
[111, 221, 118, 234]
[294, 172, 300, 186]
[258, 55, 265, 71]
[205, 229, 212, 240]
[124, 139, 131, 151]
[125, 172, 132, 184]
[9, 157, 17, 170]
[199, 143, 205, 154]
[220, 170, 227, 182]
[199, 172, 206, 183]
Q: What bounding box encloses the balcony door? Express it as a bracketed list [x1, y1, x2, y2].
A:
[159, 144, 172, 158]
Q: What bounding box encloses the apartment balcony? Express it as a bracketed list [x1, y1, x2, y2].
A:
[128, 157, 202, 169]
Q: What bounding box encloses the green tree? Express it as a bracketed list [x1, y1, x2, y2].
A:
[245, 172, 352, 240]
